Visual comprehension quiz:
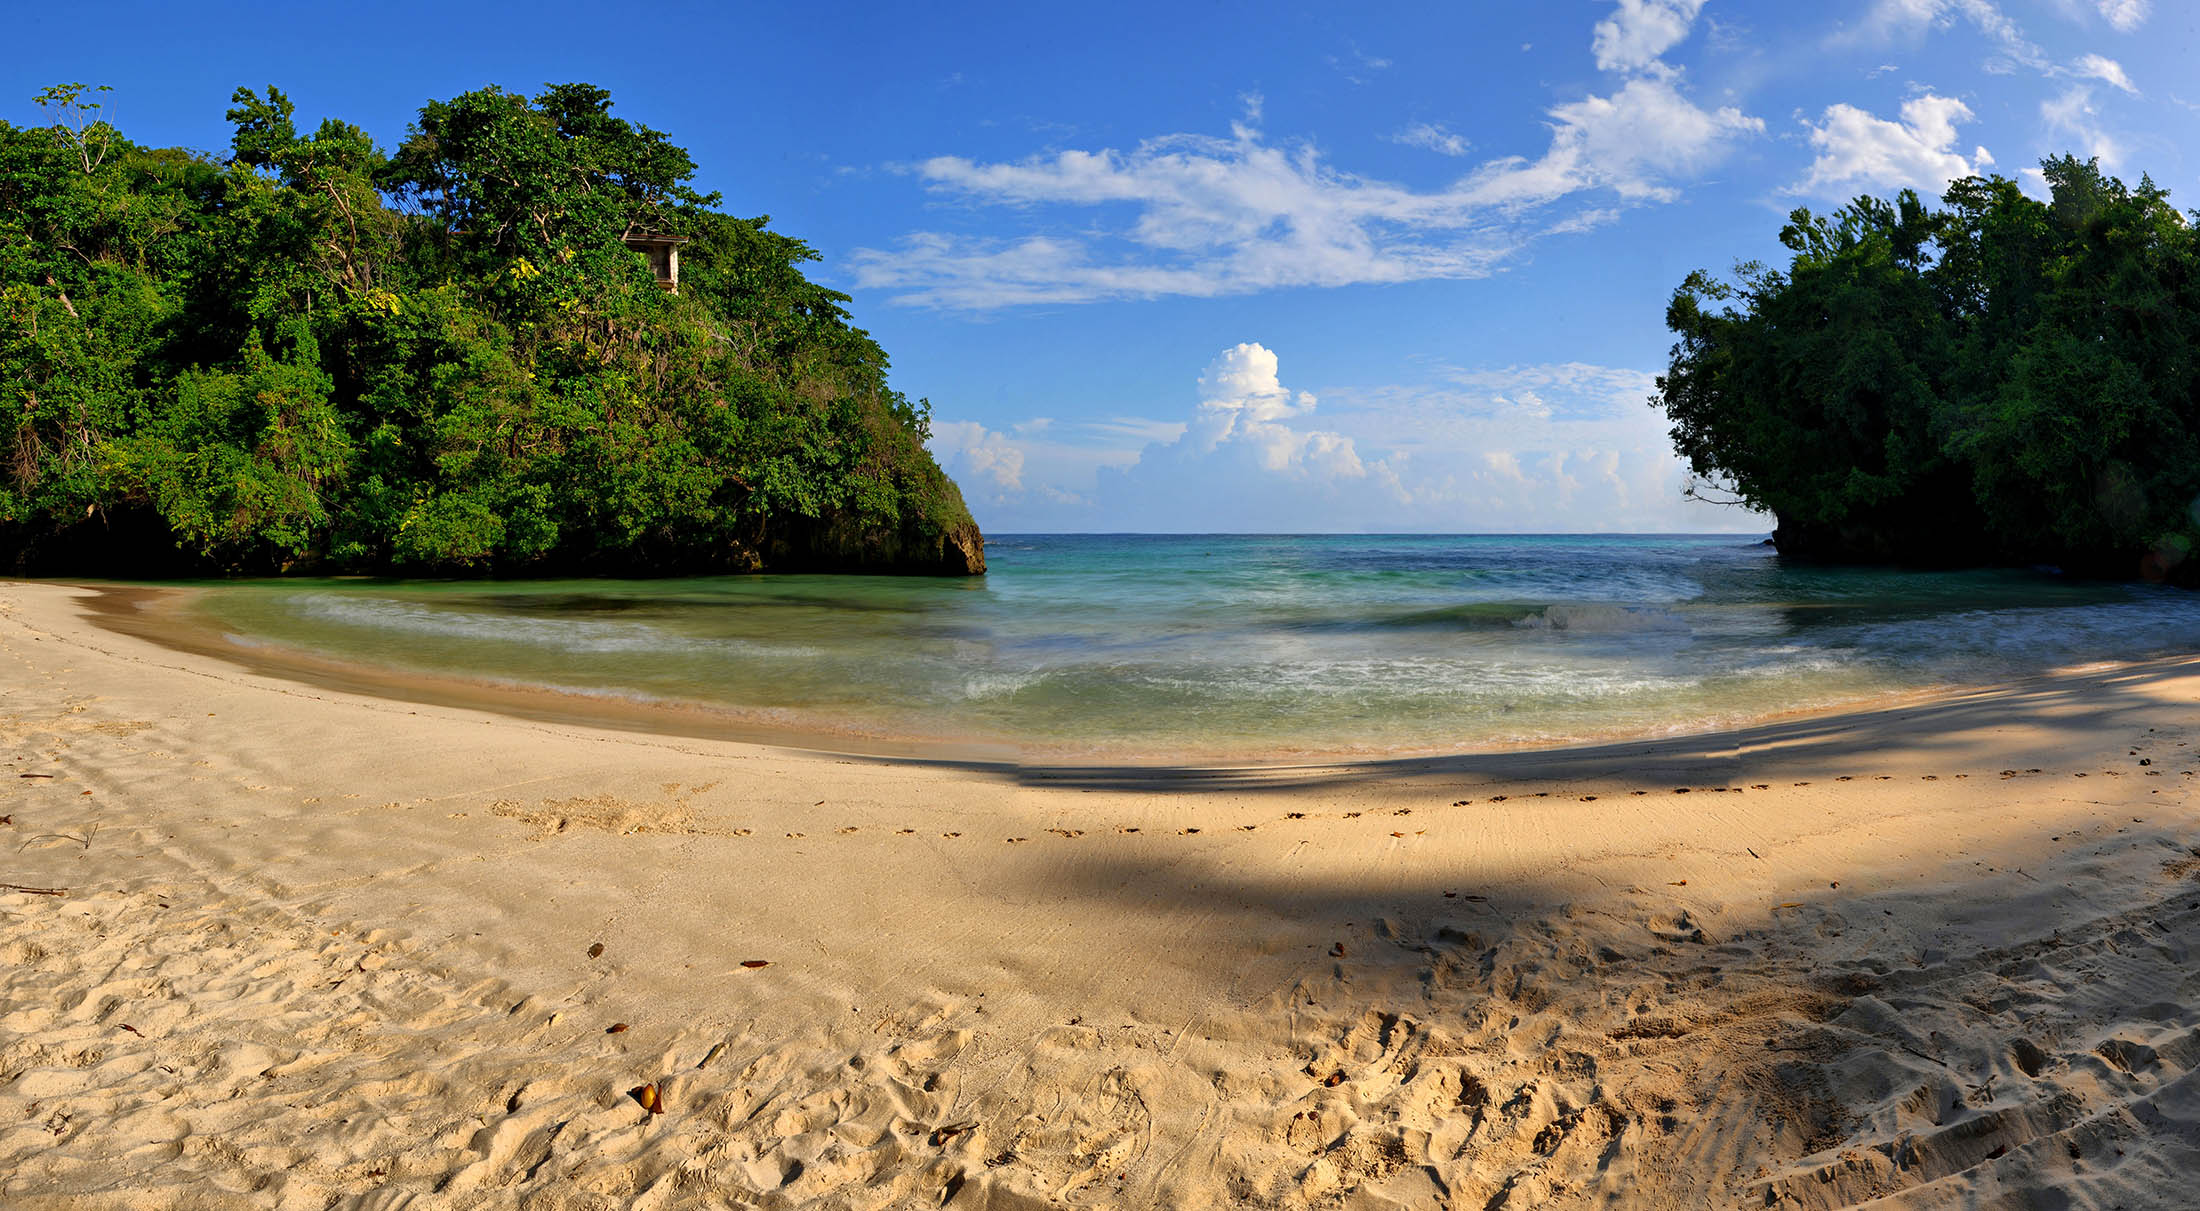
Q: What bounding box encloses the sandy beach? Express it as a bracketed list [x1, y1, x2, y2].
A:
[2, 580, 2197, 1209]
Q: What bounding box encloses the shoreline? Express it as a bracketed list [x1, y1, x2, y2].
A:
[65, 577, 2086, 771]
[3, 579, 2198, 1208]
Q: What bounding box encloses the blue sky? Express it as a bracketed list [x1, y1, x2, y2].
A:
[7, 0, 2196, 532]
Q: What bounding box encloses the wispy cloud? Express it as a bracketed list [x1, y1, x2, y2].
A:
[1330, 43, 1394, 85]
[2095, 0, 2149, 32]
[1390, 121, 1471, 156]
[2072, 52, 2136, 94]
[2041, 86, 2123, 168]
[852, 2, 1756, 308]
[1849, 0, 2052, 75]
[1854, 0, 2139, 95]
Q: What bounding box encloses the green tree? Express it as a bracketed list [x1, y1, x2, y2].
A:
[1657, 157, 2200, 582]
[0, 82, 982, 577]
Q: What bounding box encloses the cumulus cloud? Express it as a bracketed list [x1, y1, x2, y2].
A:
[932, 350, 1763, 534]
[1180, 344, 1364, 477]
[1061, 344, 1400, 531]
[2072, 53, 2135, 93]
[1800, 93, 1993, 195]
[929, 421, 1024, 495]
[851, 2, 1758, 308]
[1592, 0, 1708, 74]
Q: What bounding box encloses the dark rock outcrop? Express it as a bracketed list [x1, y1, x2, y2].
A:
[765, 512, 985, 576]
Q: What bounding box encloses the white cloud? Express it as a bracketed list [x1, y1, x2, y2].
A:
[936, 351, 1765, 534]
[2041, 86, 2123, 168]
[1074, 344, 1403, 531]
[2072, 53, 2135, 94]
[1544, 207, 1622, 237]
[1391, 121, 1471, 156]
[929, 420, 1025, 495]
[850, 2, 1759, 308]
[1800, 93, 1993, 195]
[1592, 0, 1708, 74]
[1180, 343, 1362, 476]
[854, 74, 1757, 308]
[1321, 362, 1765, 531]
[1467, 78, 1761, 206]
[1853, 0, 2052, 75]
[2096, 0, 2149, 32]
[929, 414, 1164, 515]
[1331, 45, 1393, 84]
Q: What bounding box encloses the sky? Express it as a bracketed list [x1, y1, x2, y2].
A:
[6, 0, 2197, 533]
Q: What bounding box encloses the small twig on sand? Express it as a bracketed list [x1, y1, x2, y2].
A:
[1, 883, 66, 896]
[1899, 1043, 1952, 1069]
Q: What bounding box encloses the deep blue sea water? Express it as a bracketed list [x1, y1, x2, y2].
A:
[185, 534, 2200, 758]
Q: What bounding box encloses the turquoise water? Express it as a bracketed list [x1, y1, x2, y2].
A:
[185, 534, 2200, 758]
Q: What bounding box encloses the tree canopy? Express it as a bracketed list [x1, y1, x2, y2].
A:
[0, 82, 982, 576]
[1656, 157, 2200, 584]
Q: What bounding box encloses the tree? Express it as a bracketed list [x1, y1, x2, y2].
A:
[1656, 158, 2200, 582]
[0, 83, 983, 577]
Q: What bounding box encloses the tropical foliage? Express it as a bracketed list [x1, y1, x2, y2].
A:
[0, 83, 982, 575]
[1658, 157, 2199, 583]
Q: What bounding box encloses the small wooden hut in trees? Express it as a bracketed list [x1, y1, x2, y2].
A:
[622, 230, 689, 293]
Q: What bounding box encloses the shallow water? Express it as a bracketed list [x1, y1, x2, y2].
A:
[184, 534, 2200, 757]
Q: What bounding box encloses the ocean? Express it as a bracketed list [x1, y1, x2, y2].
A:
[181, 533, 2200, 759]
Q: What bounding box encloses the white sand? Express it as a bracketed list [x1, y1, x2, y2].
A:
[1, 580, 2197, 1209]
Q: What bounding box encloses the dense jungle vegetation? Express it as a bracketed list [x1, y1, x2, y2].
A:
[0, 83, 983, 576]
[1658, 156, 2199, 584]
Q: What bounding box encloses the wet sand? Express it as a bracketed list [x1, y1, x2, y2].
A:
[2, 580, 2197, 1208]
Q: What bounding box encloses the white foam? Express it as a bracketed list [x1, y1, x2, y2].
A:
[1511, 604, 1691, 634]
[288, 594, 820, 659]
